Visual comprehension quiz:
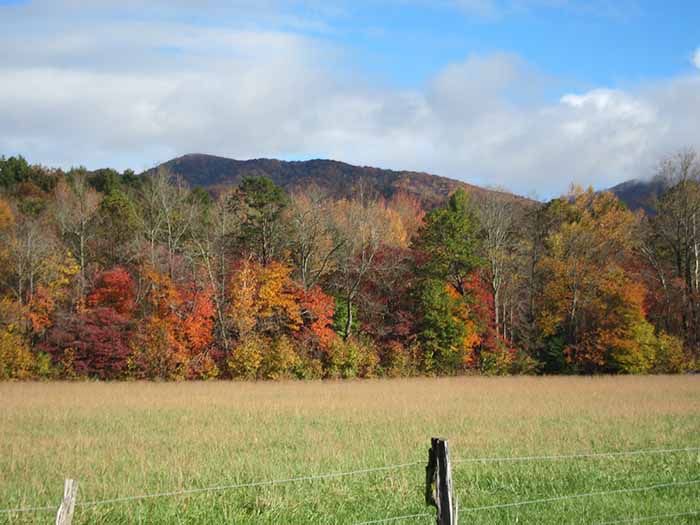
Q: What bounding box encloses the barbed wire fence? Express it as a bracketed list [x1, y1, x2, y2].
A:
[1, 444, 699, 524]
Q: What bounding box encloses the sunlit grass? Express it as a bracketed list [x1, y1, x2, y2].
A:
[1, 376, 699, 524]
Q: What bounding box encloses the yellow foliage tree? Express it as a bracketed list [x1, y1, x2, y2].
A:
[227, 259, 303, 378]
[0, 328, 35, 379]
[537, 188, 648, 372]
[228, 259, 302, 337]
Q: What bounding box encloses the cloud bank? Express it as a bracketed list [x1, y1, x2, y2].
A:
[0, 1, 699, 197]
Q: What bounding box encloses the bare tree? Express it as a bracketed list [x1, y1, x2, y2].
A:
[3, 213, 56, 306]
[287, 187, 344, 290]
[54, 173, 101, 302]
[476, 191, 516, 338]
[187, 190, 241, 350]
[330, 184, 404, 339]
[139, 168, 196, 278]
[638, 218, 673, 333]
[649, 148, 700, 347]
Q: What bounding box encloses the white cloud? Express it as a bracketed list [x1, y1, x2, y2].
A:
[0, 0, 698, 197]
[693, 48, 700, 70]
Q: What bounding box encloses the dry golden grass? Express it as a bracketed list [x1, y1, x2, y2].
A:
[1, 376, 699, 524]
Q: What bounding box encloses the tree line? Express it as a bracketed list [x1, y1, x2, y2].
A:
[0, 150, 698, 380]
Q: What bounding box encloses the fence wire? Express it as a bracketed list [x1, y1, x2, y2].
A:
[452, 446, 700, 464]
[594, 509, 700, 524]
[1, 445, 698, 516]
[459, 478, 700, 513]
[358, 479, 700, 524]
[353, 511, 433, 524]
[0, 460, 423, 515]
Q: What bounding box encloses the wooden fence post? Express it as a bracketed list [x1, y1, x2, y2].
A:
[55, 479, 78, 525]
[426, 438, 456, 525]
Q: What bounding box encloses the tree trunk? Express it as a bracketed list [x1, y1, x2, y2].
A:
[493, 285, 500, 337]
[343, 294, 353, 340]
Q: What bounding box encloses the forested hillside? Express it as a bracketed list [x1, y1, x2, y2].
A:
[0, 150, 698, 380]
[150, 153, 523, 208]
[608, 176, 669, 213]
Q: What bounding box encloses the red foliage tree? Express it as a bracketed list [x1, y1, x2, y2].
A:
[87, 267, 136, 315]
[40, 307, 134, 379]
[359, 246, 418, 343]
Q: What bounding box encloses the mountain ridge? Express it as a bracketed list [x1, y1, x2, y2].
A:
[607, 176, 667, 213]
[146, 153, 528, 208]
[147, 153, 666, 212]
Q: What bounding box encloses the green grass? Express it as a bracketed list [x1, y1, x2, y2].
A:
[1, 376, 699, 524]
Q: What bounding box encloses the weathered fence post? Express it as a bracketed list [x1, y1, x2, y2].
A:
[426, 437, 456, 525]
[55, 479, 78, 525]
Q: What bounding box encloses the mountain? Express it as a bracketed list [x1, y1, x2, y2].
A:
[146, 153, 525, 208]
[608, 176, 667, 213]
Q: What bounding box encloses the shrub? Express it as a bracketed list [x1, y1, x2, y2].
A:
[611, 321, 656, 374]
[480, 345, 516, 376]
[40, 307, 134, 379]
[228, 336, 265, 379]
[87, 267, 136, 314]
[132, 317, 188, 380]
[510, 350, 540, 375]
[0, 328, 36, 379]
[262, 336, 301, 380]
[296, 357, 324, 379]
[653, 333, 691, 374]
[34, 351, 55, 379]
[325, 337, 379, 379]
[383, 340, 420, 377]
[187, 352, 220, 380]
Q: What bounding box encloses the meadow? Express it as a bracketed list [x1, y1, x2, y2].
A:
[1, 376, 699, 524]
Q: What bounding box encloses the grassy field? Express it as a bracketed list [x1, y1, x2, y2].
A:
[1, 376, 699, 524]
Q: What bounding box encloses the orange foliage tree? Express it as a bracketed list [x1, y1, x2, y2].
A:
[135, 268, 217, 380]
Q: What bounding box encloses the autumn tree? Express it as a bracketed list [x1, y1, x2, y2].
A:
[287, 188, 343, 290]
[227, 259, 302, 378]
[387, 191, 425, 244]
[0, 198, 15, 293]
[645, 149, 700, 353]
[475, 191, 518, 339]
[295, 285, 337, 353]
[356, 246, 417, 346]
[139, 168, 195, 278]
[228, 259, 302, 339]
[2, 209, 64, 309]
[536, 188, 641, 371]
[54, 172, 101, 303]
[87, 267, 136, 315]
[127, 267, 216, 380]
[329, 188, 407, 340]
[41, 307, 134, 379]
[187, 190, 241, 350]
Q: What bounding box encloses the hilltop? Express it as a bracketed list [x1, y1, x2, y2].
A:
[608, 176, 667, 213]
[147, 153, 525, 207]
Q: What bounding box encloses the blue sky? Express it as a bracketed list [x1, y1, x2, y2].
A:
[324, 1, 699, 88]
[0, 0, 698, 195]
